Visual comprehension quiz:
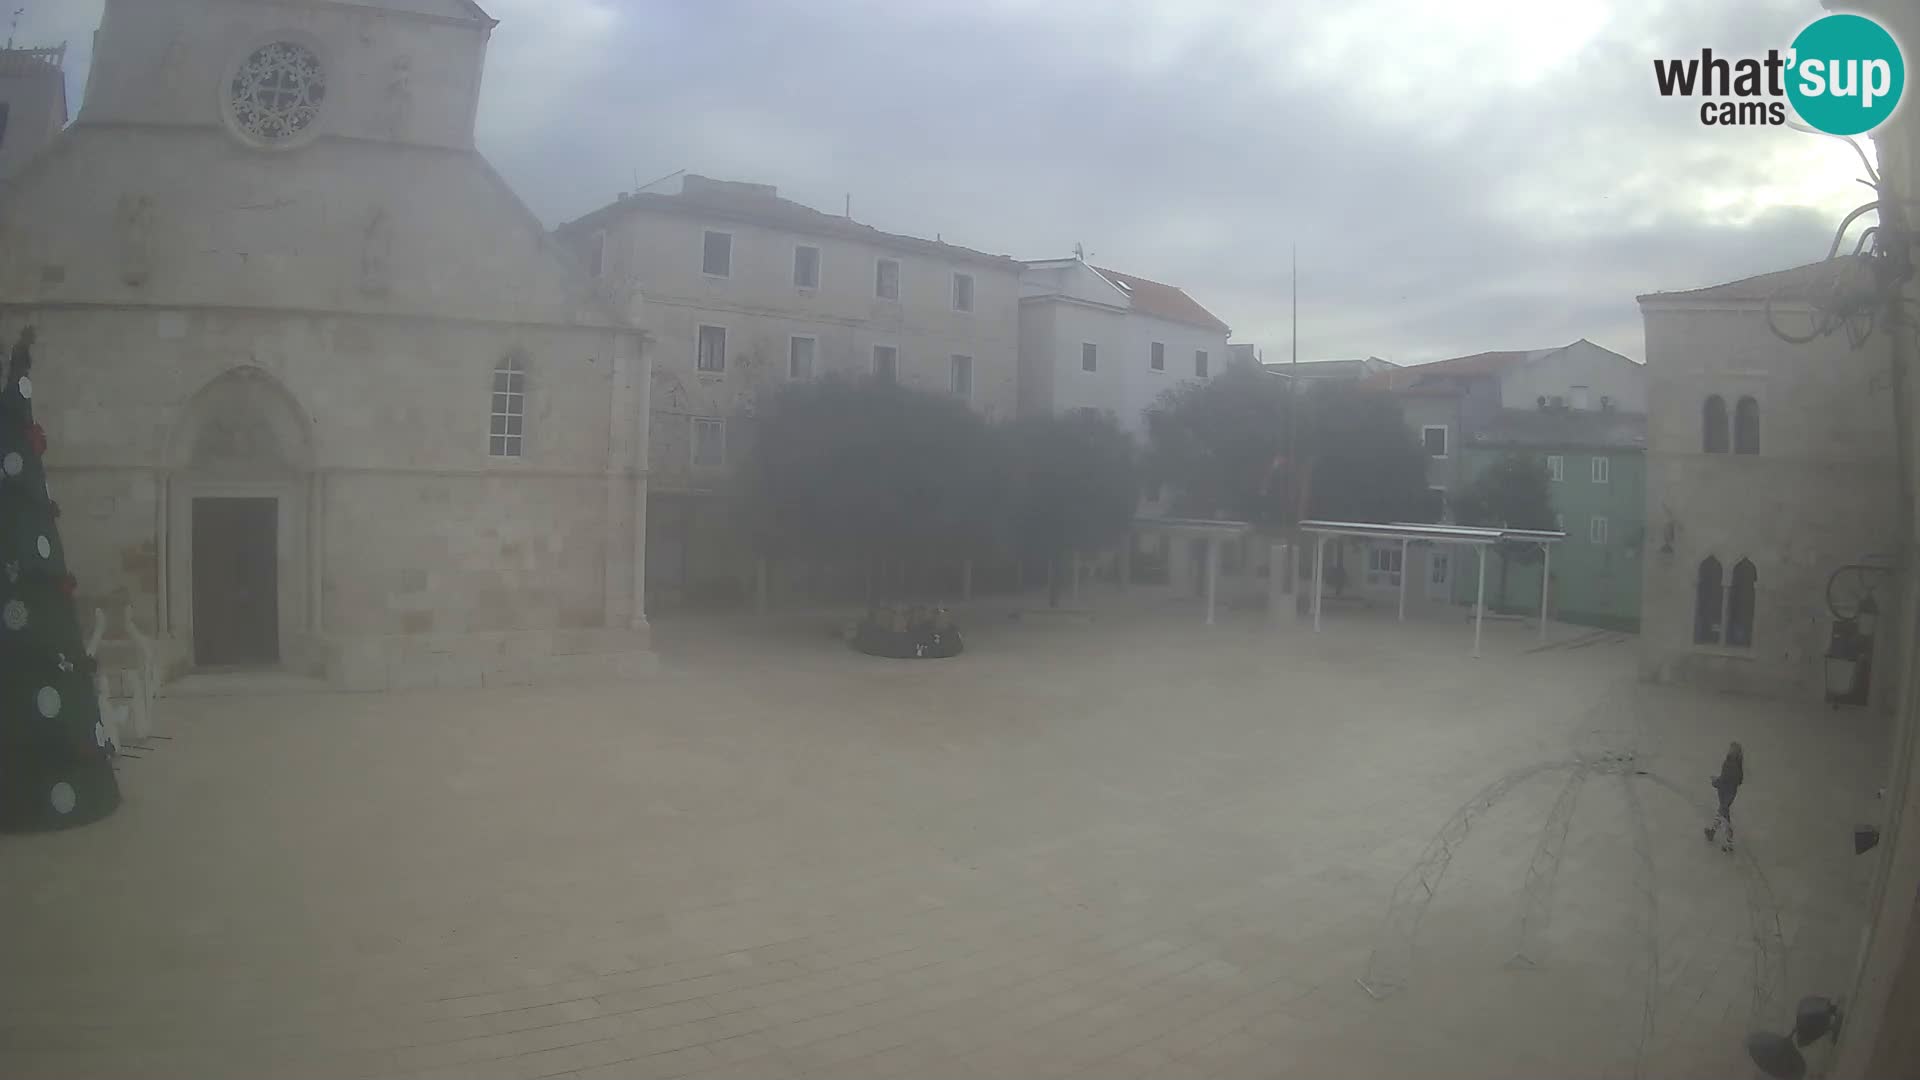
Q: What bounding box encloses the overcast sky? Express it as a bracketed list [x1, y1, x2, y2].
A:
[35, 0, 1875, 364]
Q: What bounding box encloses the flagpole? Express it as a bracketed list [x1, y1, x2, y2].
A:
[1287, 244, 1298, 599]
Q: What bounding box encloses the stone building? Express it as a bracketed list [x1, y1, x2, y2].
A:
[556, 173, 1021, 608]
[0, 0, 650, 689]
[1636, 256, 1898, 704]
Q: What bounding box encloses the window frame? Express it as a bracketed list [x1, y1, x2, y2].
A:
[1365, 544, 1403, 588]
[952, 272, 974, 313]
[695, 323, 728, 373]
[1727, 558, 1757, 648]
[1081, 343, 1098, 372]
[1694, 556, 1724, 645]
[1591, 456, 1610, 484]
[588, 229, 606, 279]
[787, 335, 817, 380]
[1195, 350, 1210, 377]
[874, 257, 901, 301]
[872, 343, 899, 382]
[690, 416, 727, 468]
[792, 243, 821, 290]
[1589, 515, 1609, 545]
[488, 352, 528, 459]
[1546, 454, 1565, 482]
[950, 354, 973, 398]
[701, 229, 733, 279]
[1421, 425, 1449, 459]
[1150, 341, 1166, 372]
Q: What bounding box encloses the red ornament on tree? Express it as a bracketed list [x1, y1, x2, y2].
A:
[28, 422, 46, 455]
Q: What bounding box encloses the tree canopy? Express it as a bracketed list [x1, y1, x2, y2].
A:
[1145, 365, 1431, 527]
[1452, 451, 1557, 607]
[1002, 409, 1140, 604]
[746, 375, 1000, 577]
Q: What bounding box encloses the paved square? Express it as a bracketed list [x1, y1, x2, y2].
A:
[0, 604, 1889, 1078]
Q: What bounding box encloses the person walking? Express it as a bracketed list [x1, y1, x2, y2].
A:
[1705, 741, 1744, 853]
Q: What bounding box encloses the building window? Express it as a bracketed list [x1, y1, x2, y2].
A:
[1570, 385, 1590, 410]
[952, 273, 974, 312]
[1195, 350, 1210, 377]
[1429, 551, 1451, 586]
[588, 230, 606, 278]
[692, 418, 726, 467]
[875, 258, 900, 300]
[1591, 456, 1610, 484]
[226, 41, 327, 145]
[1734, 396, 1760, 455]
[696, 324, 727, 372]
[1703, 395, 1729, 453]
[489, 352, 526, 458]
[1082, 343, 1098, 372]
[0, 102, 10, 150]
[1422, 425, 1449, 459]
[1150, 342, 1166, 371]
[702, 230, 732, 277]
[793, 245, 820, 289]
[873, 345, 898, 382]
[788, 336, 816, 380]
[950, 354, 972, 398]
[1727, 558, 1757, 647]
[1589, 515, 1609, 545]
[1365, 545, 1403, 588]
[1694, 556, 1724, 644]
[1547, 454, 1564, 482]
[1425, 487, 1448, 522]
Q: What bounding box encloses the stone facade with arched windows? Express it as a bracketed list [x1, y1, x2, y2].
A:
[0, 0, 651, 689]
[1637, 256, 1899, 703]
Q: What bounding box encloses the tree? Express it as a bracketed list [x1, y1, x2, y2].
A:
[1452, 451, 1556, 609]
[746, 375, 999, 606]
[0, 328, 121, 831]
[1145, 367, 1432, 527]
[1002, 409, 1139, 607]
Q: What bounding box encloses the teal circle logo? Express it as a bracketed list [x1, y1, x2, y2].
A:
[1787, 14, 1905, 136]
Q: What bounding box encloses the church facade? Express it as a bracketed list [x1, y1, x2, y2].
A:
[0, 0, 652, 689]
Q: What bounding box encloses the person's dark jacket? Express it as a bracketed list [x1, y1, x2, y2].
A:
[1713, 751, 1744, 799]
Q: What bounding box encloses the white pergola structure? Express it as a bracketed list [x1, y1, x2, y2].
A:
[1299, 520, 1566, 657]
[1130, 517, 1253, 626]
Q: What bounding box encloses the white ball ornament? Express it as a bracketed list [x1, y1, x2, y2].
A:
[2, 598, 25, 631]
[37, 686, 61, 718]
[37, 535, 52, 558]
[2, 451, 20, 476]
[16, 375, 30, 399]
[49, 782, 76, 815]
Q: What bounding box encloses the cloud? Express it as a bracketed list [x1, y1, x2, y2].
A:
[46, 0, 1875, 365]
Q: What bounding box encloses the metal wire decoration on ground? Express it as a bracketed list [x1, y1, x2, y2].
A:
[1355, 684, 1787, 1080]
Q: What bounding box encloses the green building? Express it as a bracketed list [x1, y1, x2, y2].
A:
[1453, 409, 1647, 632]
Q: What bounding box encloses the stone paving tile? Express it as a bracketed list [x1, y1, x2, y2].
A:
[0, 613, 1888, 1079]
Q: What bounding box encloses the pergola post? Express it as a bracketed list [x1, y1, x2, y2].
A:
[1538, 543, 1551, 641]
[1397, 537, 1410, 622]
[1204, 537, 1220, 626]
[1473, 544, 1488, 658]
[1312, 533, 1327, 633]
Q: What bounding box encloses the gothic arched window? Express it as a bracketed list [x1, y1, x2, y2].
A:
[1734, 396, 1760, 455]
[1703, 395, 1729, 454]
[1695, 556, 1724, 644]
[1727, 558, 1757, 647]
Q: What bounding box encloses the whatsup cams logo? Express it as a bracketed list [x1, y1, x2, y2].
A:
[1654, 13, 1905, 135]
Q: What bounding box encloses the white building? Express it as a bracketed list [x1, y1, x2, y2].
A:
[0, 0, 650, 689]
[556, 173, 1022, 607]
[1016, 256, 1231, 440]
[0, 44, 68, 180]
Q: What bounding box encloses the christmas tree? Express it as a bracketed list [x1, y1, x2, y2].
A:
[0, 327, 121, 830]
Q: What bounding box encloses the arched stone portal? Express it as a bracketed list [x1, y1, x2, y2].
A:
[161, 367, 317, 673]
